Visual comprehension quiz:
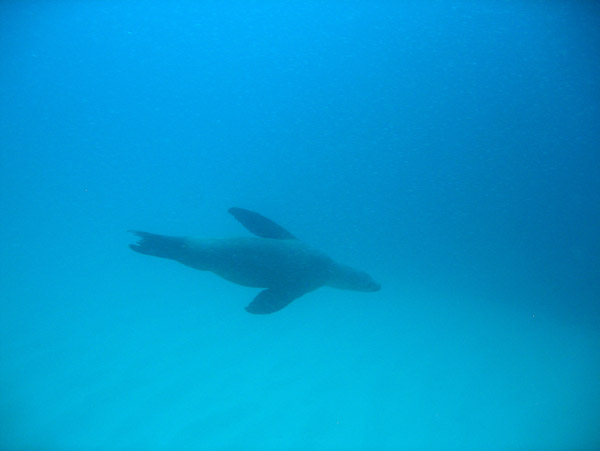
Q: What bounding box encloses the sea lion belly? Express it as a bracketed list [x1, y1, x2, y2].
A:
[184, 237, 331, 289]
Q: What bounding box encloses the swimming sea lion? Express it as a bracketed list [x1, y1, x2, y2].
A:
[129, 207, 380, 314]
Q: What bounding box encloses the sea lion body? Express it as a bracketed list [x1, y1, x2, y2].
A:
[130, 208, 380, 314]
[180, 237, 332, 290]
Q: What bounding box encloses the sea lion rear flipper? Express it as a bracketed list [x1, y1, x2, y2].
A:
[228, 207, 296, 240]
[245, 288, 304, 314]
[129, 231, 187, 260]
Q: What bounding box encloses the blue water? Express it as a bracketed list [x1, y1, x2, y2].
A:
[1, 1, 599, 449]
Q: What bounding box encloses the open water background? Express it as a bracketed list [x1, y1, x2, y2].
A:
[1, 1, 599, 449]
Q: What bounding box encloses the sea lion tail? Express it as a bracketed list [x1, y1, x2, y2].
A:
[128, 231, 187, 261]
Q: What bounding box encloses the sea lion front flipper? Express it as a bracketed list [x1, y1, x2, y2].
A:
[245, 288, 304, 314]
[228, 207, 296, 240]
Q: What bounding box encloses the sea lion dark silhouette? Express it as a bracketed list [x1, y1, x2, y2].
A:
[129, 208, 380, 314]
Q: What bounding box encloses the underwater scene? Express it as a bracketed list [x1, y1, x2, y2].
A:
[1, 1, 599, 449]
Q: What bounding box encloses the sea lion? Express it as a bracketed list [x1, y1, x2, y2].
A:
[129, 207, 380, 314]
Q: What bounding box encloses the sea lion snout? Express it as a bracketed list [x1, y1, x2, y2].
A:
[326, 264, 381, 292]
[359, 274, 381, 292]
[348, 269, 381, 292]
[367, 280, 381, 292]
